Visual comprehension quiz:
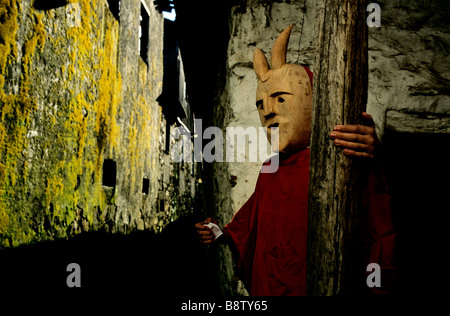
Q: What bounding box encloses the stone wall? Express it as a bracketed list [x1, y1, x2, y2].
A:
[368, 0, 450, 138]
[0, 0, 197, 248]
[211, 0, 449, 295]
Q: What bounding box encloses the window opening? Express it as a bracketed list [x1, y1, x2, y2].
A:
[102, 159, 117, 188]
[142, 178, 150, 194]
[165, 124, 171, 154]
[139, 2, 150, 64]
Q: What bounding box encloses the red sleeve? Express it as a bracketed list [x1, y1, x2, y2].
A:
[362, 160, 397, 295]
[221, 190, 258, 290]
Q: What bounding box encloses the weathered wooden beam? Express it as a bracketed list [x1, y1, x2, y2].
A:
[307, 0, 368, 295]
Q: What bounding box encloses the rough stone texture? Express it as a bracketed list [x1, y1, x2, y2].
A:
[367, 0, 450, 138]
[0, 0, 197, 248]
[385, 110, 450, 133]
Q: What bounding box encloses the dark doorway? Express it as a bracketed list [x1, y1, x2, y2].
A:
[383, 131, 450, 295]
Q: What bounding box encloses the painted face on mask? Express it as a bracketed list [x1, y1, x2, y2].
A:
[253, 25, 313, 153]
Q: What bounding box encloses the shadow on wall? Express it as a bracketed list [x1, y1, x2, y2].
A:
[0, 215, 217, 295]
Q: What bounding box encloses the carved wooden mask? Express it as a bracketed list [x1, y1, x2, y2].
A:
[253, 25, 313, 153]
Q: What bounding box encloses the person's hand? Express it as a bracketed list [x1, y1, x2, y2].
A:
[330, 112, 379, 159]
[195, 217, 218, 244]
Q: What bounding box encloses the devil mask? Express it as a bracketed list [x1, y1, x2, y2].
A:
[253, 25, 313, 153]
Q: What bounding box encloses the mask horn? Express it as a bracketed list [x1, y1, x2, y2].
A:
[253, 47, 270, 80]
[271, 24, 293, 69]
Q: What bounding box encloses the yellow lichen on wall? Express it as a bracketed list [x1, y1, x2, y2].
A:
[0, 0, 18, 88]
[42, 0, 122, 239]
[0, 0, 19, 232]
[0, 1, 45, 245]
[0, 0, 123, 247]
[123, 92, 148, 194]
[95, 24, 121, 157]
[0, 0, 172, 247]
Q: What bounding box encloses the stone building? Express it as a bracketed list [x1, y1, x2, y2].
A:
[0, 0, 449, 296]
[0, 0, 200, 246]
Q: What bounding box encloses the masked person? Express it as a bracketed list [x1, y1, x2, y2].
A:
[195, 25, 395, 296]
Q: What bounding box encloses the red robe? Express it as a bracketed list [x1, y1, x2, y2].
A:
[222, 148, 396, 296]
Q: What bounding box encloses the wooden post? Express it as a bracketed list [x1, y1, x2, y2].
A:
[307, 0, 368, 295]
